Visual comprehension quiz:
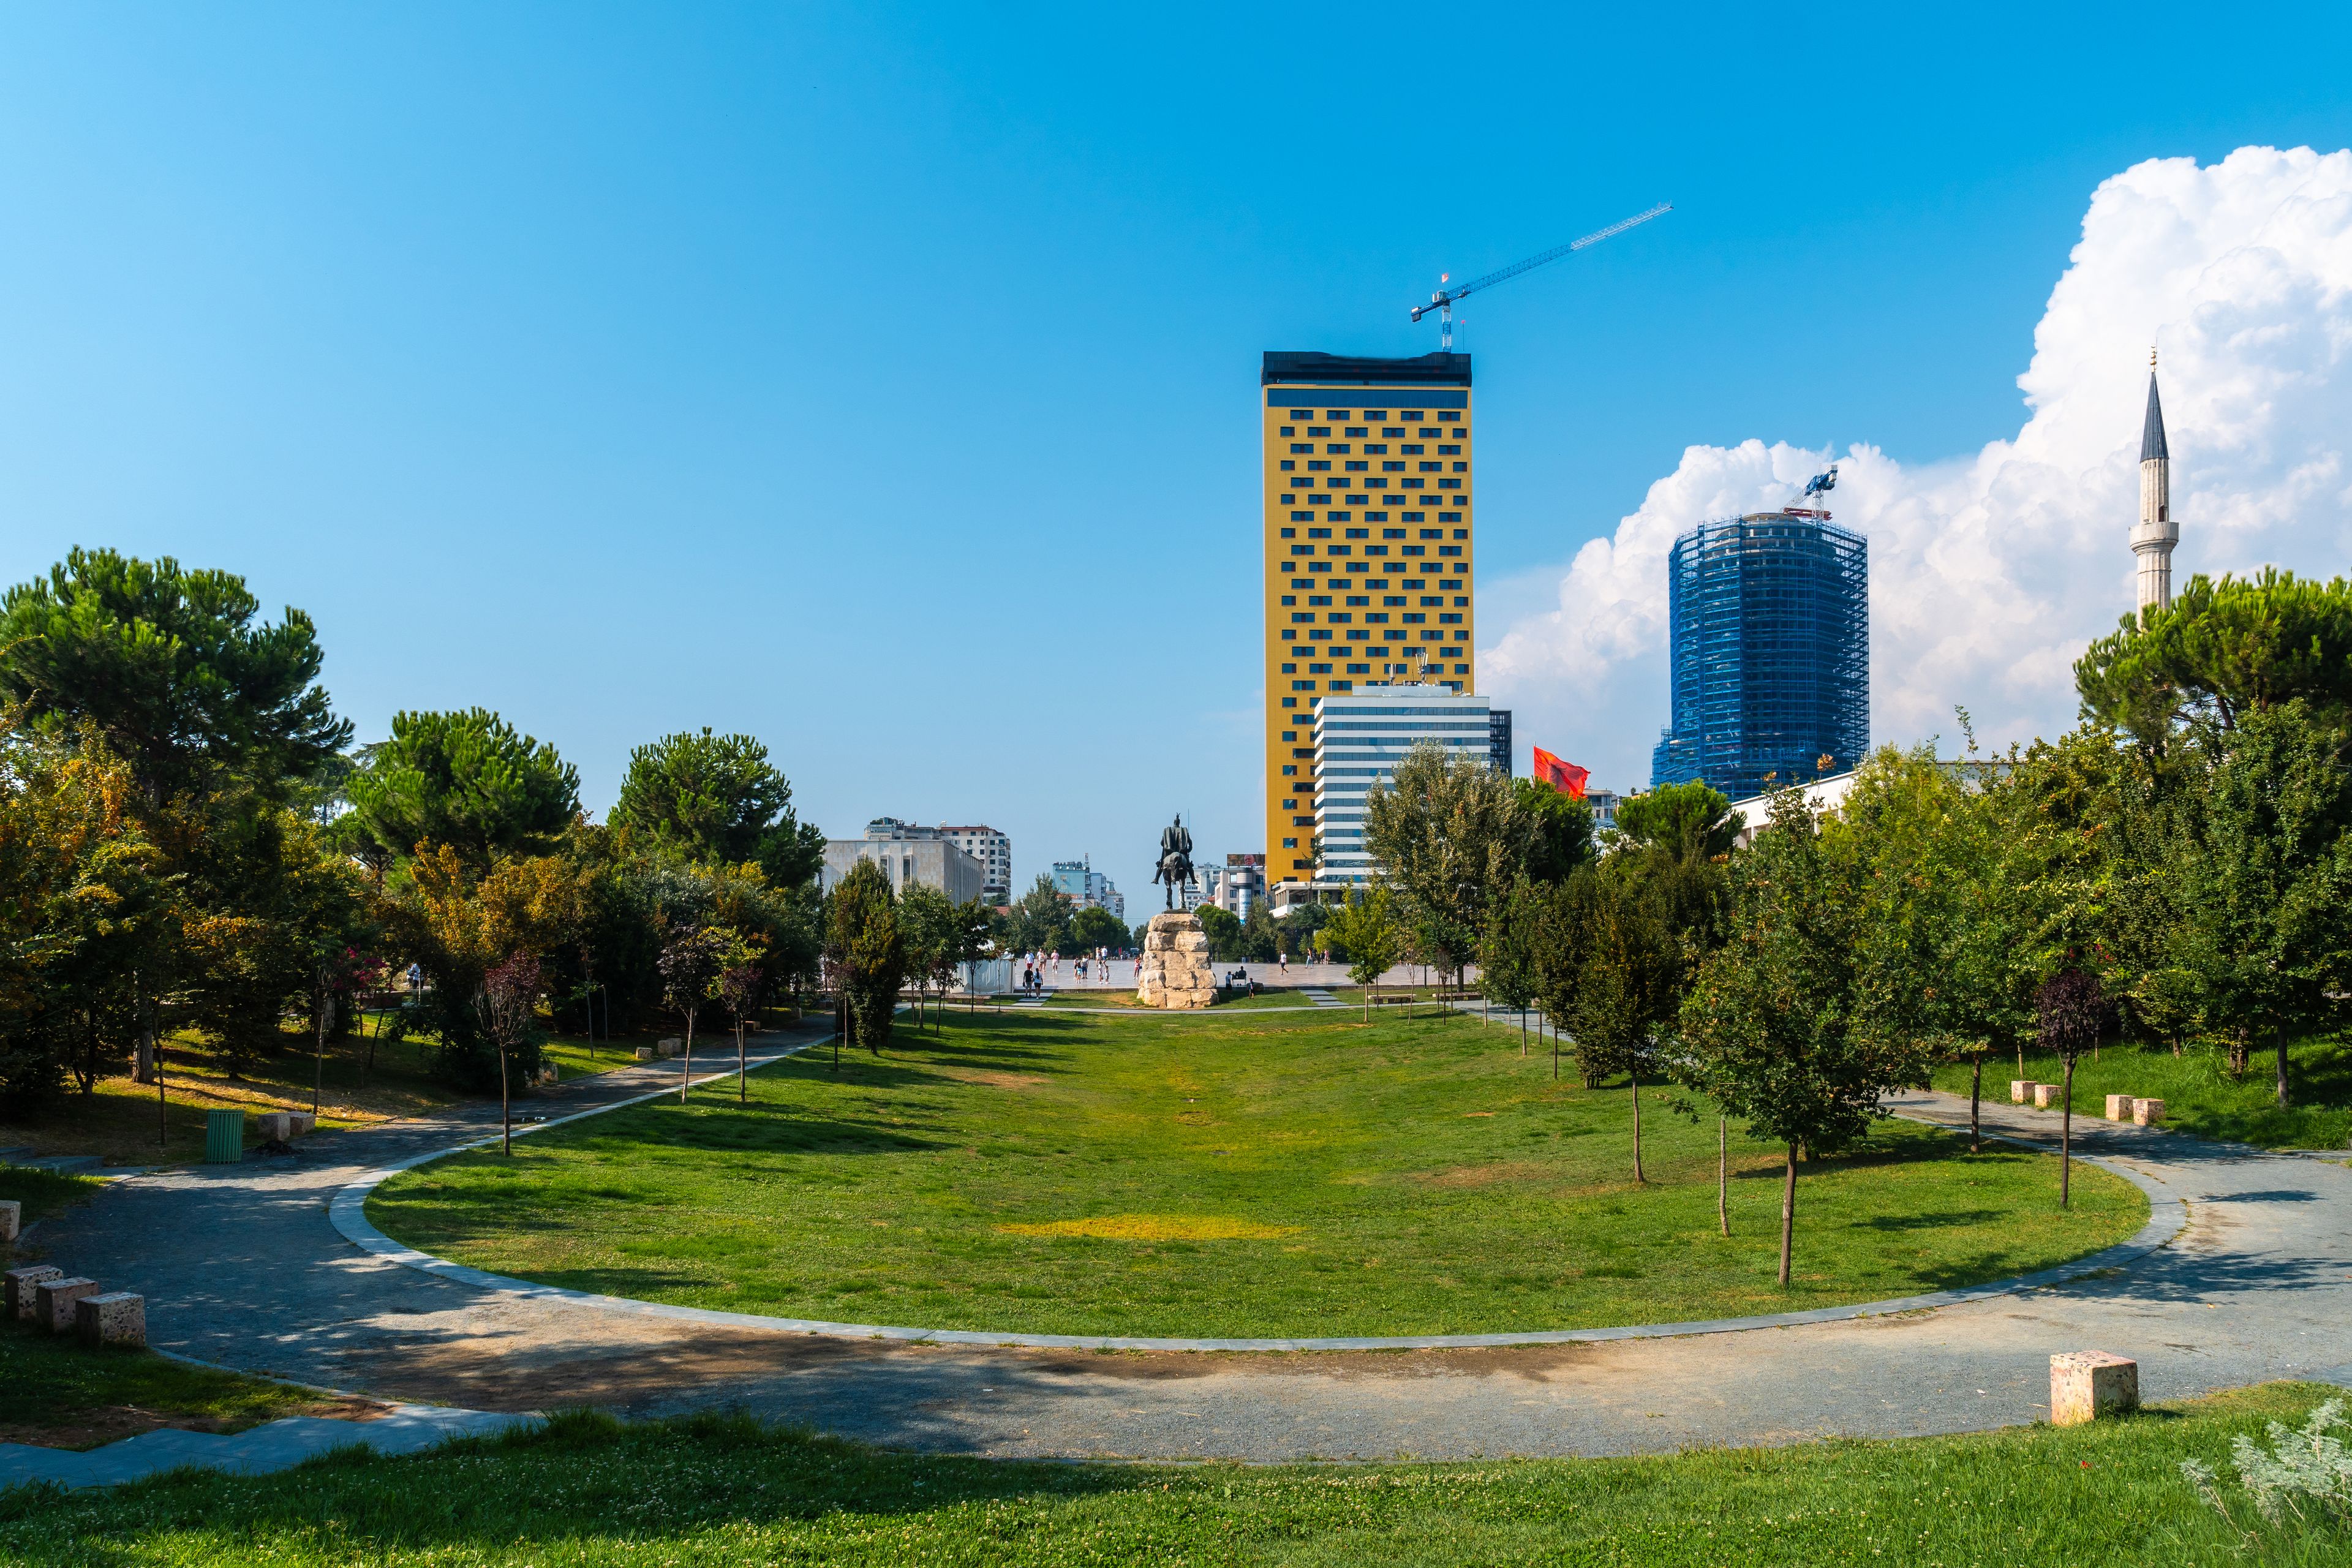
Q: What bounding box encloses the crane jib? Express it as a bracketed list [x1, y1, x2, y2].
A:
[1415, 202, 1672, 316]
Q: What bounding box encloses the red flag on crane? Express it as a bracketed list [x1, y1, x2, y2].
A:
[1532, 748, 1589, 798]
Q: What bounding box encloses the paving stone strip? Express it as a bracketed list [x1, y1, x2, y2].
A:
[0, 1405, 537, 1491]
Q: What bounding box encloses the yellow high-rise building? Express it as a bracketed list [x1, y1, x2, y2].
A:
[1261, 351, 1476, 892]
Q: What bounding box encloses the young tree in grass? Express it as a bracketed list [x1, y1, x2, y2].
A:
[2034, 968, 2112, 1207]
[1562, 863, 1683, 1185]
[482, 951, 540, 1155]
[824, 859, 904, 1055]
[718, 961, 763, 1103]
[1676, 788, 1936, 1287]
[658, 922, 737, 1102]
[1322, 889, 1402, 1022]
[1478, 878, 1540, 1055]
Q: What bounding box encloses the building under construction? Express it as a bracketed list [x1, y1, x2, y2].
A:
[1649, 510, 1868, 801]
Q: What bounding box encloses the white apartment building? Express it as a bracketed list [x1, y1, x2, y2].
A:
[1310, 684, 1494, 888]
[821, 818, 986, 903]
[937, 824, 1011, 904]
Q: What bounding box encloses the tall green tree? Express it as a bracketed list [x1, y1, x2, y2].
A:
[611, 728, 824, 887]
[1675, 789, 1937, 1287]
[1560, 861, 1684, 1184]
[1477, 878, 1540, 1055]
[1513, 778, 1596, 883]
[0, 548, 350, 804]
[1612, 780, 1738, 860]
[824, 859, 904, 1054]
[1068, 903, 1128, 956]
[1323, 889, 1403, 1021]
[1362, 741, 1527, 984]
[342, 709, 579, 868]
[2075, 568, 2352, 755]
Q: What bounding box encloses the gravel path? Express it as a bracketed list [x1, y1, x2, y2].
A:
[29, 1031, 2352, 1461]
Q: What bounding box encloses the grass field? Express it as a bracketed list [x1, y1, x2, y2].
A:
[3, 1383, 2343, 1564]
[0, 1318, 375, 1450]
[1932, 1034, 2352, 1151]
[369, 1008, 2144, 1338]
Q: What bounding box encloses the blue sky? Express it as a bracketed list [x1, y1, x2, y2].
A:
[5, 4, 2350, 908]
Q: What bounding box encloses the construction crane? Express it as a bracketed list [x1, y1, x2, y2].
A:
[1410, 203, 1672, 350]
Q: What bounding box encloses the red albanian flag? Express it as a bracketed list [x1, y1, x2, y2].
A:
[1531, 748, 1589, 799]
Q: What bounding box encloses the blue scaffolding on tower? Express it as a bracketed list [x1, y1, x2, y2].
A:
[1649, 511, 1868, 801]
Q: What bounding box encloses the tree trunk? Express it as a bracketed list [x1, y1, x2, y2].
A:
[1777, 1142, 1798, 1287]
[738, 1022, 747, 1104]
[1519, 1009, 1526, 1058]
[2276, 1022, 2291, 1109]
[1717, 1117, 1728, 1236]
[499, 1036, 512, 1155]
[314, 992, 327, 1115]
[1969, 1053, 1982, 1155]
[2060, 1055, 2074, 1208]
[1630, 1071, 1644, 1184]
[1550, 1015, 1559, 1082]
[680, 1008, 696, 1103]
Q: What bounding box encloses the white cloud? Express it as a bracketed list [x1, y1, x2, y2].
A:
[1483, 145, 2352, 787]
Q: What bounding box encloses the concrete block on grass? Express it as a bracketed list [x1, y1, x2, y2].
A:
[0, 1199, 17, 1243]
[2032, 1082, 2067, 1110]
[36, 1276, 97, 1334]
[75, 1291, 145, 1349]
[2133, 1098, 2166, 1126]
[2105, 1094, 2136, 1121]
[2051, 1351, 2138, 1425]
[633, 1046, 655, 1062]
[287, 1112, 316, 1137]
[2010, 1080, 2034, 1104]
[5, 1264, 61, 1319]
[257, 1112, 292, 1142]
[657, 1039, 682, 1058]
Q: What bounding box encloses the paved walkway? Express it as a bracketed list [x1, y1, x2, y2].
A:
[26, 1027, 2352, 1462]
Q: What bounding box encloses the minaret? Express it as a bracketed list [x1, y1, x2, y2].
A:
[2132, 350, 2176, 616]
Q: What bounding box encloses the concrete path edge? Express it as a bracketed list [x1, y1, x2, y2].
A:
[331, 1071, 2191, 1353]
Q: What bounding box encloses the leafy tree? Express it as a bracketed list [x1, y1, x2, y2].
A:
[898, 886, 993, 1028]
[824, 859, 903, 1054]
[1362, 741, 1526, 985]
[1478, 878, 1541, 1055]
[1195, 904, 1243, 962]
[342, 709, 579, 869]
[2075, 568, 2352, 755]
[1273, 900, 1329, 960]
[1560, 862, 1684, 1184]
[391, 845, 581, 1087]
[658, 922, 750, 1101]
[1069, 904, 1128, 956]
[0, 714, 170, 1110]
[1675, 788, 1937, 1287]
[998, 873, 1071, 959]
[0, 548, 350, 804]
[719, 962, 763, 1102]
[1514, 778, 1596, 883]
[483, 952, 541, 1154]
[1612, 780, 1738, 860]
[2034, 968, 2113, 1206]
[1322, 889, 1401, 1021]
[2133, 703, 2352, 1107]
[611, 728, 823, 886]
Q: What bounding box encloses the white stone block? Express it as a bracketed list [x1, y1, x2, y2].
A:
[5, 1264, 61, 1319]
[2132, 1098, 2165, 1126]
[2050, 1351, 2138, 1425]
[2105, 1094, 2135, 1121]
[287, 1112, 317, 1137]
[75, 1291, 145, 1349]
[2010, 1080, 2033, 1104]
[634, 1046, 655, 1061]
[257, 1112, 293, 1141]
[2032, 1082, 2063, 1110]
[0, 1199, 17, 1243]
[36, 1275, 97, 1334]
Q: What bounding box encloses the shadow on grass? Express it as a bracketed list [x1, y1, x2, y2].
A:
[1853, 1208, 2003, 1232]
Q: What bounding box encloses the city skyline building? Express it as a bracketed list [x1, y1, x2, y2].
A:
[1649, 509, 1869, 801]
[1050, 855, 1121, 918]
[823, 820, 986, 902]
[937, 824, 1011, 904]
[2133, 353, 2177, 616]
[1310, 684, 1495, 889]
[1263, 350, 1477, 892]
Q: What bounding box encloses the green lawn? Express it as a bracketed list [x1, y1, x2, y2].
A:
[4, 1384, 2344, 1565]
[0, 1319, 366, 1449]
[1933, 1034, 2352, 1150]
[369, 1009, 2144, 1338]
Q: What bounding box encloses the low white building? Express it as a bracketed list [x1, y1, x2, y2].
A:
[1722, 771, 1858, 850]
[822, 819, 986, 902]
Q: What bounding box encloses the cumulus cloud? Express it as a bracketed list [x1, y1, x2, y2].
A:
[1484, 145, 2352, 787]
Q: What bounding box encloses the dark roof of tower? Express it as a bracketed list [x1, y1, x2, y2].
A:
[2140, 371, 2169, 463]
[1262, 350, 1471, 386]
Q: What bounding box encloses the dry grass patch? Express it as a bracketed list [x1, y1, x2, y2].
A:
[995, 1215, 1300, 1242]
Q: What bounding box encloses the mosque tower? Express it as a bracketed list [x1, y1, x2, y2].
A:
[2132, 350, 2176, 616]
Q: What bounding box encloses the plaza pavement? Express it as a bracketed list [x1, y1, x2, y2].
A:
[21, 1016, 2352, 1464]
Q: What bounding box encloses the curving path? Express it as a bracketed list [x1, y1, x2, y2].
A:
[29, 1020, 2352, 1461]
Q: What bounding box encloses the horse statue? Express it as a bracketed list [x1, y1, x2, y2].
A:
[1152, 813, 1196, 910]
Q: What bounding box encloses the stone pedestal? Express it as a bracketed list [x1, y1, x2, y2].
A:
[76, 1291, 146, 1349]
[1136, 911, 1218, 1009]
[2010, 1080, 2034, 1104]
[2105, 1094, 2135, 1121]
[2132, 1098, 2166, 1126]
[5, 1264, 61, 1319]
[2032, 1083, 2063, 1110]
[2050, 1351, 2138, 1425]
[36, 1276, 97, 1334]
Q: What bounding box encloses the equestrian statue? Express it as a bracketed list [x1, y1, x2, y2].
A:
[1153, 813, 1196, 911]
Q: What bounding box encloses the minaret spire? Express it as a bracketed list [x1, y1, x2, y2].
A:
[2132, 347, 2176, 616]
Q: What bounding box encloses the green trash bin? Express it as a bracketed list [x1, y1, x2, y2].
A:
[203, 1108, 245, 1164]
